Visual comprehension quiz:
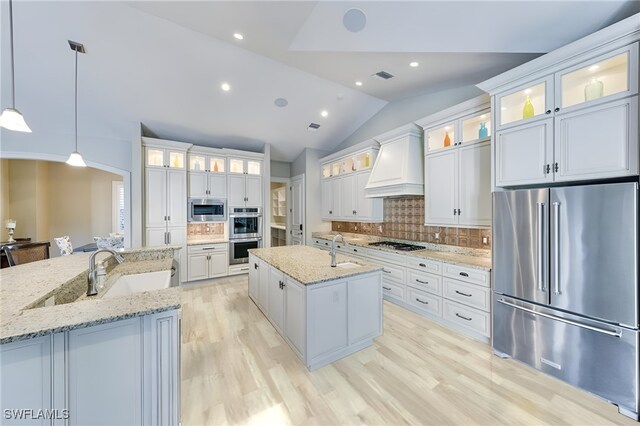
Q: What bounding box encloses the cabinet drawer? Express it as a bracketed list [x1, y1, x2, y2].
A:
[367, 249, 406, 266]
[443, 278, 490, 312]
[187, 243, 227, 254]
[379, 263, 405, 284]
[313, 239, 331, 250]
[382, 281, 405, 303]
[407, 271, 442, 296]
[406, 256, 441, 274]
[407, 287, 441, 317]
[443, 300, 490, 337]
[442, 263, 490, 287]
[339, 245, 366, 257]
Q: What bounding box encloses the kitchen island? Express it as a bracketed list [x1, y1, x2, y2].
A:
[248, 245, 383, 371]
[0, 247, 181, 425]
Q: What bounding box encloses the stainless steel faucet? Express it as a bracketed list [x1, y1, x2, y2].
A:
[330, 234, 347, 267]
[87, 249, 125, 296]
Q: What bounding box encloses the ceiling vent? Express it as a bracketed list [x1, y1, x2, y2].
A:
[308, 123, 320, 131]
[373, 71, 394, 80]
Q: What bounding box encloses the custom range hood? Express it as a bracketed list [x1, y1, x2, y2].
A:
[365, 123, 424, 197]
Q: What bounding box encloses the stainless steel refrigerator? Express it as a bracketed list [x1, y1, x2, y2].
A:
[493, 182, 639, 419]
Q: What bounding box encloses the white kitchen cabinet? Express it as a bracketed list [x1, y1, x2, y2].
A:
[425, 140, 491, 227]
[68, 318, 143, 425]
[554, 96, 638, 182]
[425, 150, 457, 225]
[495, 118, 554, 187]
[482, 41, 639, 188]
[227, 173, 262, 208]
[258, 258, 269, 312]
[189, 172, 227, 198]
[249, 257, 259, 301]
[228, 157, 261, 175]
[319, 142, 383, 222]
[268, 266, 285, 334]
[321, 179, 334, 219]
[248, 257, 382, 370]
[0, 336, 53, 426]
[144, 141, 188, 283]
[186, 243, 228, 282]
[284, 276, 306, 358]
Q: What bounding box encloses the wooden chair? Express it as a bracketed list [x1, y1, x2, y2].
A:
[3, 242, 51, 266]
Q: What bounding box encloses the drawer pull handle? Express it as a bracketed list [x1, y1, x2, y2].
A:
[415, 298, 429, 305]
[382, 269, 391, 274]
[418, 263, 426, 267]
[459, 272, 469, 277]
[455, 313, 472, 321]
[455, 290, 472, 297]
[415, 279, 429, 284]
[383, 286, 392, 291]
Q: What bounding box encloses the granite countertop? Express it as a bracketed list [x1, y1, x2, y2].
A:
[249, 246, 383, 285]
[0, 246, 181, 344]
[312, 232, 492, 271]
[187, 237, 228, 245]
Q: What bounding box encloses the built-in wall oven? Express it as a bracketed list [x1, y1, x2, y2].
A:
[188, 198, 226, 222]
[229, 238, 262, 265]
[229, 207, 262, 264]
[229, 207, 261, 239]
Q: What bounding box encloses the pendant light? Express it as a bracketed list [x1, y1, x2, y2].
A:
[66, 41, 86, 167]
[0, 0, 31, 132]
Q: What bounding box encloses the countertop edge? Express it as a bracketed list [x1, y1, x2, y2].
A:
[1, 303, 181, 345]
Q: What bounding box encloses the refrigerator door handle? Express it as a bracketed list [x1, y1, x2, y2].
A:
[552, 201, 561, 295]
[496, 298, 622, 338]
[536, 202, 546, 292]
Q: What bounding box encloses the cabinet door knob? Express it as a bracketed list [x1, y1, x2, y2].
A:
[453, 209, 457, 216]
[545, 164, 550, 174]
[554, 107, 560, 112]
[545, 110, 551, 115]
[554, 162, 559, 173]
[457, 208, 461, 216]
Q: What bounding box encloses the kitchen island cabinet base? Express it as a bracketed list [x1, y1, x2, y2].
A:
[248, 253, 382, 371]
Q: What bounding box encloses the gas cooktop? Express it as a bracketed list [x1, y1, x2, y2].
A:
[368, 241, 425, 251]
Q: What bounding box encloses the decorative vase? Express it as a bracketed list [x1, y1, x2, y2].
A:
[194, 159, 201, 171]
[364, 153, 370, 167]
[213, 161, 219, 172]
[523, 95, 535, 119]
[478, 122, 488, 139]
[584, 77, 604, 101]
[444, 132, 451, 147]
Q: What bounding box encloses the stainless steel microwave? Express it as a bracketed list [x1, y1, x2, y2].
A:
[188, 198, 226, 222]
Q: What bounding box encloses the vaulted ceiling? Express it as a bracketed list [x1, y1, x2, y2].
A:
[2, 1, 639, 162]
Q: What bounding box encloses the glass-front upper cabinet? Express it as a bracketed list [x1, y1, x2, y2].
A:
[321, 150, 375, 178]
[208, 157, 225, 173]
[461, 110, 491, 144]
[188, 154, 226, 173]
[497, 78, 552, 129]
[322, 164, 332, 178]
[146, 148, 185, 169]
[229, 158, 261, 175]
[189, 154, 206, 172]
[557, 44, 638, 112]
[426, 122, 456, 152]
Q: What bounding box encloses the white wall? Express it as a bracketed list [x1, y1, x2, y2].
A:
[335, 85, 483, 151]
[271, 160, 291, 179]
[303, 148, 331, 243]
[0, 160, 8, 241]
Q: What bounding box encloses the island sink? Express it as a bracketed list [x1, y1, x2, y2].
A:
[335, 262, 361, 269]
[103, 270, 171, 299]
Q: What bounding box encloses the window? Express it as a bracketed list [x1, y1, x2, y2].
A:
[112, 181, 125, 234]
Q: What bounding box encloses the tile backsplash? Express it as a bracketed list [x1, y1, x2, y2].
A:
[187, 223, 225, 238]
[331, 196, 491, 249]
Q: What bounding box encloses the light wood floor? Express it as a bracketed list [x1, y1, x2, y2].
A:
[181, 276, 636, 426]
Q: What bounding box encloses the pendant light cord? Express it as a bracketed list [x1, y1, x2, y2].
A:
[8, 0, 15, 108]
[74, 49, 78, 151]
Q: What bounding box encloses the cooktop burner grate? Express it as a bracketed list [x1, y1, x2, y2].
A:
[368, 241, 425, 251]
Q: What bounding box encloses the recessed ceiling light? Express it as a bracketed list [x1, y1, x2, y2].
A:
[221, 82, 230, 92]
[588, 64, 600, 72]
[355, 81, 363, 86]
[274, 98, 288, 107]
[233, 33, 244, 40]
[321, 110, 328, 118]
[409, 62, 419, 68]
